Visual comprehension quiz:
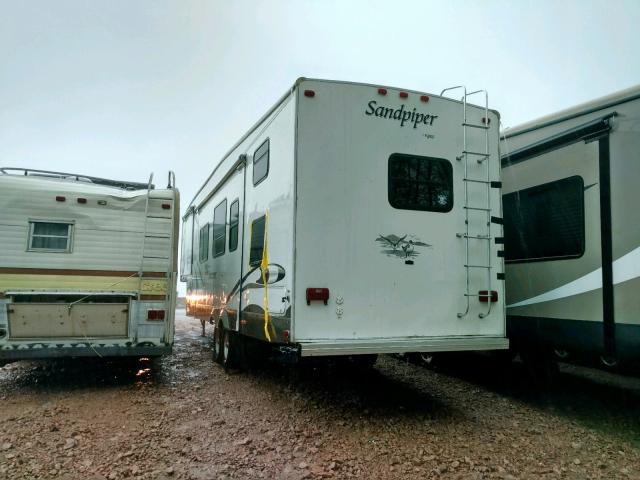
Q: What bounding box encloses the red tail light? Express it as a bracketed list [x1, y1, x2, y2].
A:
[479, 290, 498, 303]
[306, 288, 329, 305]
[304, 90, 315, 97]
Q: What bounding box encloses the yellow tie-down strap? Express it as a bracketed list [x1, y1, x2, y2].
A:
[0, 274, 168, 295]
[261, 211, 275, 342]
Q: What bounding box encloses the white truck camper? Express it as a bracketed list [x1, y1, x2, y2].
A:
[0, 168, 180, 362]
[181, 78, 508, 367]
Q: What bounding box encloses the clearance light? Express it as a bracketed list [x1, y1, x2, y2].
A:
[56, 196, 66, 202]
[162, 203, 171, 210]
[482, 117, 491, 124]
[420, 95, 429, 102]
[147, 309, 166, 320]
[77, 198, 87, 204]
[98, 200, 107, 206]
[378, 88, 387, 95]
[306, 288, 329, 305]
[399, 91, 408, 98]
[478, 290, 498, 303]
[304, 90, 315, 97]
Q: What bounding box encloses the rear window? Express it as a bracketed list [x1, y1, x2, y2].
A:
[213, 199, 227, 257]
[388, 154, 453, 212]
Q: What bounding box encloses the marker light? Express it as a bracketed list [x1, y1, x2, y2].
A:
[55, 196, 66, 202]
[304, 90, 315, 97]
[162, 203, 171, 210]
[77, 198, 87, 204]
[378, 88, 387, 95]
[478, 290, 498, 303]
[399, 92, 408, 98]
[306, 288, 329, 305]
[482, 117, 491, 124]
[420, 95, 429, 102]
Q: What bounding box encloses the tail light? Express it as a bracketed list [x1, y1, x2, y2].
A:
[147, 309, 166, 320]
[306, 288, 329, 305]
[479, 290, 498, 303]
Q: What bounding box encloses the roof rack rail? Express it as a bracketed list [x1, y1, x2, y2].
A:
[0, 167, 154, 191]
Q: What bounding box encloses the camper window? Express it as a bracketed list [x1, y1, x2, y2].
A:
[253, 139, 269, 186]
[28, 221, 73, 252]
[213, 199, 227, 257]
[503, 176, 585, 262]
[199, 224, 210, 262]
[388, 154, 453, 212]
[229, 199, 239, 252]
[249, 216, 266, 267]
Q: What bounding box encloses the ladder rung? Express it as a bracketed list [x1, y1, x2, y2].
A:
[462, 150, 490, 157]
[464, 264, 492, 269]
[463, 178, 490, 184]
[463, 234, 491, 240]
[464, 206, 491, 211]
[462, 123, 490, 130]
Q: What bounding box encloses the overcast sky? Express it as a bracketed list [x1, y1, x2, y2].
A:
[1, 0, 639, 293]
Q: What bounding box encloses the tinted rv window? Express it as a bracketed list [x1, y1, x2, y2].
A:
[199, 224, 209, 262]
[503, 176, 585, 262]
[249, 216, 266, 267]
[388, 154, 453, 212]
[213, 199, 227, 257]
[253, 139, 269, 186]
[28, 221, 73, 252]
[229, 199, 239, 252]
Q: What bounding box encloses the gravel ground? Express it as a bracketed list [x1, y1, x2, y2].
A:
[0, 309, 639, 480]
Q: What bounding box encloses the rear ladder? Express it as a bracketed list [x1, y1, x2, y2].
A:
[440, 86, 500, 318]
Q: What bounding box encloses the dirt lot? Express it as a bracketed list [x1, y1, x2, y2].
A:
[1, 310, 639, 480]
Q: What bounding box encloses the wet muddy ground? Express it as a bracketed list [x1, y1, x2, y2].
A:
[0, 310, 639, 479]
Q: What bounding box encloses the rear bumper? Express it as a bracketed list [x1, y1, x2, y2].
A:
[298, 336, 509, 357]
[0, 344, 172, 360]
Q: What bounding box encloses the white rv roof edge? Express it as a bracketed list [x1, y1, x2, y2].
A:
[502, 84, 640, 139]
[184, 77, 499, 217]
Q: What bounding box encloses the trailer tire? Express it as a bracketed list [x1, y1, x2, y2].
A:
[212, 321, 223, 364]
[222, 328, 237, 370]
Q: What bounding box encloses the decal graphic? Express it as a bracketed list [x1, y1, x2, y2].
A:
[376, 234, 431, 262]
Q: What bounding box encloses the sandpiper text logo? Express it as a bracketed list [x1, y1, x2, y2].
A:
[365, 100, 439, 129]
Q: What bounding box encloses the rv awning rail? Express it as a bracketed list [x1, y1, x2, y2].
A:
[0, 167, 154, 191]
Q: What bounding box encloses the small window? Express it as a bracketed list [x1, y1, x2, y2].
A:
[199, 224, 210, 262]
[229, 199, 239, 252]
[503, 176, 585, 263]
[249, 216, 266, 267]
[253, 139, 269, 186]
[28, 221, 73, 252]
[388, 154, 453, 212]
[213, 199, 227, 257]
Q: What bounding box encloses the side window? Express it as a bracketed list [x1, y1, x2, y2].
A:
[253, 139, 269, 186]
[388, 154, 453, 212]
[28, 221, 73, 252]
[249, 215, 266, 267]
[229, 199, 239, 252]
[213, 199, 227, 257]
[199, 224, 209, 262]
[503, 176, 585, 262]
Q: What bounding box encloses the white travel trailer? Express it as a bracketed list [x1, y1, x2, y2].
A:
[501, 85, 640, 368]
[182, 78, 508, 367]
[0, 168, 179, 361]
